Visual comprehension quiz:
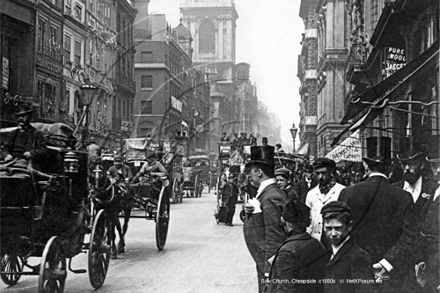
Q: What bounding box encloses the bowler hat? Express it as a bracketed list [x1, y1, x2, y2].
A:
[303, 163, 314, 172]
[313, 158, 336, 170]
[14, 104, 34, 116]
[397, 147, 427, 162]
[245, 145, 275, 168]
[275, 167, 290, 178]
[321, 201, 352, 216]
[114, 155, 122, 161]
[282, 199, 310, 223]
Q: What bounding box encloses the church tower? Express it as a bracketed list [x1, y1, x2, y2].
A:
[180, 0, 238, 81]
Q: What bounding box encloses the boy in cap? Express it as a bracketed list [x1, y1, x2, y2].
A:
[275, 167, 299, 201]
[321, 201, 377, 293]
[269, 199, 326, 293]
[305, 158, 345, 244]
[221, 173, 239, 226]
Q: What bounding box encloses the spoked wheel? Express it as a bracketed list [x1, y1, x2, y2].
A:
[171, 178, 179, 204]
[88, 209, 111, 289]
[1, 253, 23, 286]
[194, 175, 199, 197]
[155, 186, 170, 251]
[38, 236, 67, 293]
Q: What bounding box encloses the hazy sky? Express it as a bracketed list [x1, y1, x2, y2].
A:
[148, 0, 303, 151]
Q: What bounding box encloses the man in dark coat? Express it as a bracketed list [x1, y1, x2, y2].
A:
[1, 104, 48, 169]
[338, 154, 413, 293]
[295, 163, 318, 203]
[222, 173, 239, 226]
[275, 167, 299, 201]
[269, 199, 326, 293]
[243, 145, 288, 293]
[321, 201, 377, 293]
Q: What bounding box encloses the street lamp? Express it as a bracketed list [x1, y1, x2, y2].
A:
[74, 79, 100, 148]
[290, 123, 298, 153]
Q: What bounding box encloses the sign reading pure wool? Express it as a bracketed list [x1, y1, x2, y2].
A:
[382, 47, 406, 79]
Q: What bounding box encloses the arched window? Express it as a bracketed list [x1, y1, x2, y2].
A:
[199, 21, 215, 53]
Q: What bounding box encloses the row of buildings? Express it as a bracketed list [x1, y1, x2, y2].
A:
[297, 0, 439, 162]
[1, 0, 280, 158]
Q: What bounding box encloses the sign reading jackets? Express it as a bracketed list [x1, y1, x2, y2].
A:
[382, 47, 406, 79]
[326, 130, 362, 162]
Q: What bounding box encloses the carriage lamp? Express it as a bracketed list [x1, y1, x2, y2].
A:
[64, 151, 79, 173]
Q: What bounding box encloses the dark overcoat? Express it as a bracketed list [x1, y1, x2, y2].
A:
[269, 232, 326, 293]
[243, 183, 287, 280]
[338, 175, 414, 293]
[295, 177, 318, 203]
[325, 237, 377, 293]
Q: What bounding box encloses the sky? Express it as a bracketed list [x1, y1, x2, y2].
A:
[148, 0, 303, 152]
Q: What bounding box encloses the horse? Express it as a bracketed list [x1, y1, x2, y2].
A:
[88, 160, 134, 259]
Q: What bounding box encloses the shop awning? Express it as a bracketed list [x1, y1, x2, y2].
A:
[341, 40, 439, 125]
[332, 42, 439, 147]
[326, 130, 362, 162]
[296, 143, 309, 156]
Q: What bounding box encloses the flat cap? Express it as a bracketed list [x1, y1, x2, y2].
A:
[313, 157, 336, 170]
[282, 200, 310, 223]
[275, 167, 290, 177]
[321, 201, 351, 216]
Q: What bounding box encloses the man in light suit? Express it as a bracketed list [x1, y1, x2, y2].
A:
[243, 145, 288, 292]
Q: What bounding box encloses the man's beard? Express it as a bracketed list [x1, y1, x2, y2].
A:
[403, 171, 419, 185]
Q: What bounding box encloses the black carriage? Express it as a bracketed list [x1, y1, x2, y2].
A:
[0, 123, 110, 292]
[123, 138, 170, 251]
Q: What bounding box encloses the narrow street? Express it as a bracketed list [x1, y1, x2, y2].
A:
[1, 188, 257, 293]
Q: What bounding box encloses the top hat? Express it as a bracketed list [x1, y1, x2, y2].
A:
[14, 104, 34, 116]
[282, 199, 310, 223]
[245, 145, 274, 168]
[363, 137, 391, 165]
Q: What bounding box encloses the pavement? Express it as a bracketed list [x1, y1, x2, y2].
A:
[1, 187, 257, 293]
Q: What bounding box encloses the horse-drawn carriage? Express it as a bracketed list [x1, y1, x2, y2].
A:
[0, 122, 110, 292]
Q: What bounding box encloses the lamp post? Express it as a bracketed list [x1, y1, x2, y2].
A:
[290, 123, 298, 153]
[74, 80, 100, 148]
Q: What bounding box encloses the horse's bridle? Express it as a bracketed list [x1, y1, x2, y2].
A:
[92, 167, 115, 204]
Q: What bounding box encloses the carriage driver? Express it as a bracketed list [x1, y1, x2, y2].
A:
[107, 155, 133, 183]
[132, 150, 168, 183]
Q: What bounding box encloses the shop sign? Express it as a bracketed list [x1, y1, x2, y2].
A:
[326, 130, 362, 162]
[382, 47, 406, 79]
[36, 55, 63, 75]
[2, 57, 8, 89]
[171, 96, 182, 112]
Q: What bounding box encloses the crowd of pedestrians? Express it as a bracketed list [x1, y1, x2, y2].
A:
[239, 144, 439, 293]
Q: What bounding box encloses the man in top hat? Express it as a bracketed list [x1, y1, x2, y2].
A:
[275, 167, 299, 201]
[338, 151, 414, 293]
[269, 199, 326, 293]
[243, 145, 288, 292]
[321, 201, 377, 293]
[1, 104, 48, 168]
[295, 163, 318, 203]
[305, 158, 345, 244]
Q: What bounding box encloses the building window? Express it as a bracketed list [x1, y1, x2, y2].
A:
[38, 20, 46, 53]
[141, 51, 153, 63]
[139, 127, 152, 137]
[74, 40, 82, 66]
[199, 21, 216, 53]
[141, 101, 153, 114]
[64, 34, 71, 62]
[89, 39, 94, 66]
[74, 3, 83, 22]
[141, 75, 153, 89]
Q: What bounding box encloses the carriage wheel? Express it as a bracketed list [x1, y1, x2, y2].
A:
[194, 175, 199, 197]
[88, 209, 111, 289]
[155, 186, 170, 251]
[179, 183, 183, 203]
[38, 236, 67, 293]
[1, 253, 23, 286]
[171, 178, 178, 204]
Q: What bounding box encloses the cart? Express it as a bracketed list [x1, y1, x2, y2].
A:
[0, 123, 110, 292]
[180, 166, 203, 198]
[188, 154, 211, 192]
[124, 138, 170, 251]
